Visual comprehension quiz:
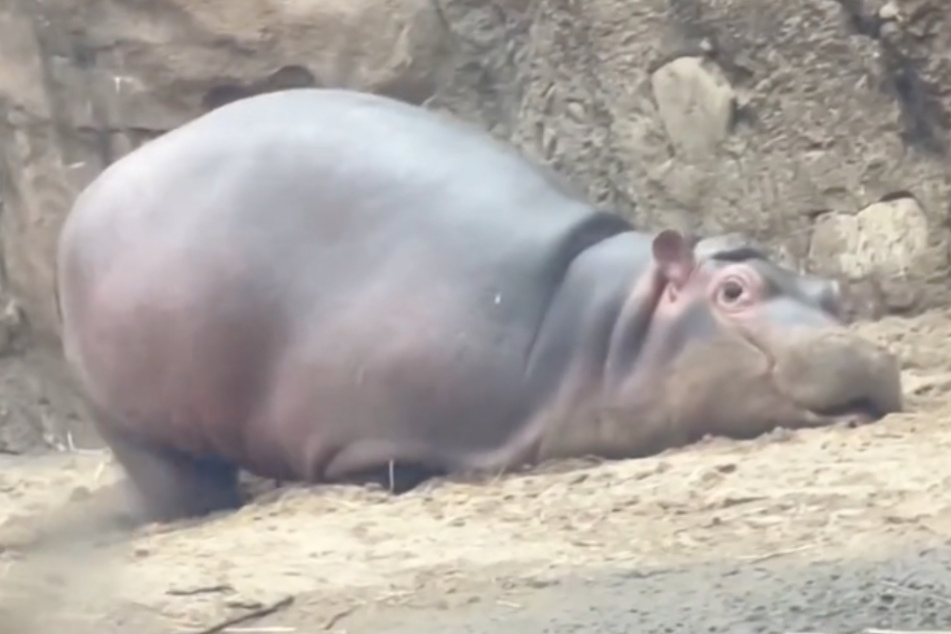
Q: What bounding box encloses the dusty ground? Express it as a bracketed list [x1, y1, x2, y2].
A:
[2, 310, 951, 633]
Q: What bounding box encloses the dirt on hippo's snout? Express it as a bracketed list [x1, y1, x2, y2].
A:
[2, 310, 951, 634]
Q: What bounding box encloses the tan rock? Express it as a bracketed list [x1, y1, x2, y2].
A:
[809, 197, 931, 282]
[650, 56, 736, 160]
[808, 196, 948, 311]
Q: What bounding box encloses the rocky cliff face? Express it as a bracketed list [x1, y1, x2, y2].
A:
[0, 0, 949, 450]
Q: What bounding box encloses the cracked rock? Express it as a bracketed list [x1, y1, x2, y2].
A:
[809, 197, 929, 281]
[808, 196, 946, 310]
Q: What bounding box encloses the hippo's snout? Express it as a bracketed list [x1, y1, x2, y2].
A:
[768, 328, 903, 424]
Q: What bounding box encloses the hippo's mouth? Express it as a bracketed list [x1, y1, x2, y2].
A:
[810, 396, 890, 427]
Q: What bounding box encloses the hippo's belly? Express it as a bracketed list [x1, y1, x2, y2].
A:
[252, 266, 544, 480]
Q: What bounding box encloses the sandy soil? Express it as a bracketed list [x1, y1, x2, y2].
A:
[2, 310, 951, 633]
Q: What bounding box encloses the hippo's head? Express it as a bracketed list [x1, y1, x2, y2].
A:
[603, 229, 902, 451]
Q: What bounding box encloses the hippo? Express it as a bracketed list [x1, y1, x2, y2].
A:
[56, 88, 902, 522]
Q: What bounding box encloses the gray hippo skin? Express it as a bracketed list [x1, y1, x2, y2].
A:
[56, 88, 902, 522]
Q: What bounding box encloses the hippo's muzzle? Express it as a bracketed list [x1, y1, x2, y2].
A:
[655, 325, 903, 443]
[763, 327, 902, 425]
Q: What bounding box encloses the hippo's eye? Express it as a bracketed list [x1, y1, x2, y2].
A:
[717, 279, 747, 304]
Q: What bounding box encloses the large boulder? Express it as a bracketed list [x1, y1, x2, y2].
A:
[0, 0, 949, 447]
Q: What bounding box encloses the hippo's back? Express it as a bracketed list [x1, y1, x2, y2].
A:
[61, 88, 625, 316]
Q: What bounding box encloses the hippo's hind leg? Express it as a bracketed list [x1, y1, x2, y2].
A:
[99, 425, 242, 524]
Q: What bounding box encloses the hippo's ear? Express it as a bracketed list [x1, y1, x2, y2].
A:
[652, 229, 695, 288]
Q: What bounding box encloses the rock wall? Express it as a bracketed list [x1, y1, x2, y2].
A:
[0, 0, 949, 448]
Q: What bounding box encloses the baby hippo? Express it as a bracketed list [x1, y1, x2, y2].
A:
[55, 88, 902, 522]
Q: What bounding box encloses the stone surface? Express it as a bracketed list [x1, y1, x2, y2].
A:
[651, 56, 736, 161]
[809, 196, 946, 313]
[1, 0, 951, 446]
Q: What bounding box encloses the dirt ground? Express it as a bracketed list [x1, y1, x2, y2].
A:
[2, 310, 951, 633]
